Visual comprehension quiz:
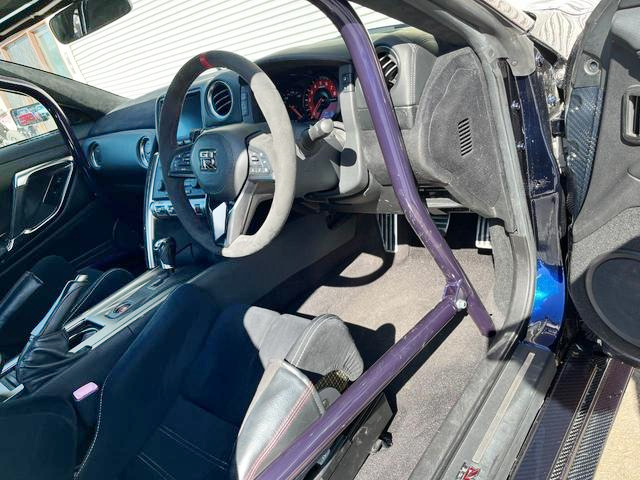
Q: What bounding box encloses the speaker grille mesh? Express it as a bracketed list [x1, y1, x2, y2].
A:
[458, 118, 473, 156]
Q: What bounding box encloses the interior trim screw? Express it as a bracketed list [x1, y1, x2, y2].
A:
[585, 59, 600, 75]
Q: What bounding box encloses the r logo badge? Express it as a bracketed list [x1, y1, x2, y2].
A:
[199, 149, 217, 171]
[457, 463, 480, 480]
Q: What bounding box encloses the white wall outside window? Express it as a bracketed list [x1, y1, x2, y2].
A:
[66, 0, 399, 98]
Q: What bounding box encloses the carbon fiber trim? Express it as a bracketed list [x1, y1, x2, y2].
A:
[512, 346, 602, 479]
[548, 358, 606, 480]
[566, 360, 632, 480]
[511, 344, 632, 480]
[565, 86, 603, 217]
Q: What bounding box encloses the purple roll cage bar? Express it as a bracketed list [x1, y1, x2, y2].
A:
[257, 1, 496, 479]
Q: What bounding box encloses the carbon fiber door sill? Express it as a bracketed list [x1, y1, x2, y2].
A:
[511, 343, 633, 480]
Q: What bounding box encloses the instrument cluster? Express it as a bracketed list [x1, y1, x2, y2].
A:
[277, 69, 340, 122]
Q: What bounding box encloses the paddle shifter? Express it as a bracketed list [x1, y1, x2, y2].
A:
[153, 237, 176, 272]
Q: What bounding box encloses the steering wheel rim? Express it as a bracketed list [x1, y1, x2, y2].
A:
[157, 51, 296, 257]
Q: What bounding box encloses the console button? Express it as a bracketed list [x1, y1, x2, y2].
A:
[107, 302, 132, 319]
[247, 147, 273, 180]
[152, 203, 168, 217]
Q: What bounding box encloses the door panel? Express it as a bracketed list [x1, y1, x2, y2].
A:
[0, 119, 119, 298]
[566, 0, 640, 364]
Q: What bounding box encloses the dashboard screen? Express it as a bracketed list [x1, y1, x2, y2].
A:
[157, 92, 202, 141]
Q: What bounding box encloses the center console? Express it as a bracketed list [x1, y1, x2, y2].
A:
[144, 89, 212, 268]
[0, 263, 202, 401]
[63, 267, 197, 353]
[143, 151, 209, 266]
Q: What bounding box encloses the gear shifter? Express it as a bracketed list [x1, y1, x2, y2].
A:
[153, 237, 176, 271]
[16, 274, 91, 392]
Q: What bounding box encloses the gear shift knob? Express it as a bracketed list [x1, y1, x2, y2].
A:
[153, 237, 176, 271]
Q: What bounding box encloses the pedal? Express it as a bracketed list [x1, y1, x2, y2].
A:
[475, 216, 492, 250]
[431, 213, 450, 236]
[377, 214, 398, 253]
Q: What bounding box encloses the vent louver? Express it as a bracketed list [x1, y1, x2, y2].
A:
[207, 81, 233, 119]
[377, 47, 398, 89]
[458, 118, 473, 156]
[88, 142, 101, 169]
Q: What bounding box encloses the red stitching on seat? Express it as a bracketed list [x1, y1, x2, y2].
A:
[245, 386, 313, 480]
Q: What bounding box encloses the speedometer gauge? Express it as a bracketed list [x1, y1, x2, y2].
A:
[304, 77, 338, 121]
[282, 88, 305, 121]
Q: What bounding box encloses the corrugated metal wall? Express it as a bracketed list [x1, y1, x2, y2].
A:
[69, 0, 397, 98]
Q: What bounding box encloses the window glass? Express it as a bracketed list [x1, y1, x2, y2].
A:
[33, 26, 71, 77]
[5, 36, 42, 69]
[0, 92, 57, 148]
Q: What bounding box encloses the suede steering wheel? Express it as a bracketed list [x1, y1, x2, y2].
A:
[157, 51, 296, 257]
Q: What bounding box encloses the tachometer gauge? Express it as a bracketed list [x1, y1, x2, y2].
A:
[282, 88, 305, 121]
[304, 77, 338, 121]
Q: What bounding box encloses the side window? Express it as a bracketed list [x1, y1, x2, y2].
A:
[0, 92, 57, 148]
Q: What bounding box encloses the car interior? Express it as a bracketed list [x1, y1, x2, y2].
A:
[0, 1, 539, 479]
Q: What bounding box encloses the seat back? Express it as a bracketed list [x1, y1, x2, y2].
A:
[72, 285, 363, 480]
[0, 396, 77, 480]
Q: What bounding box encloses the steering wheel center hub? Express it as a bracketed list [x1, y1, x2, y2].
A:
[190, 132, 245, 201]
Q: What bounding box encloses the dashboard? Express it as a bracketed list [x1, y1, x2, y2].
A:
[78, 26, 455, 214]
[66, 26, 515, 264]
[157, 92, 203, 143]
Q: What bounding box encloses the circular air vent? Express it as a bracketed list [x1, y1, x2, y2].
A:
[207, 80, 233, 120]
[88, 142, 101, 169]
[377, 47, 399, 90]
[137, 136, 153, 168]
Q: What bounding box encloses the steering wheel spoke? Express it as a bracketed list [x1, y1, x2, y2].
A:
[223, 180, 276, 247]
[247, 134, 275, 182]
[223, 182, 257, 247]
[167, 144, 195, 178]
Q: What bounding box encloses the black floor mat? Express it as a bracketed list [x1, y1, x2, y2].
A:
[287, 245, 497, 480]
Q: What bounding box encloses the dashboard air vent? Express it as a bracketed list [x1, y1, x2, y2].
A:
[207, 81, 233, 119]
[88, 142, 101, 169]
[138, 136, 153, 168]
[377, 47, 398, 89]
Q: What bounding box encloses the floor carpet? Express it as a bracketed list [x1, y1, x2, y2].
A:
[288, 245, 497, 480]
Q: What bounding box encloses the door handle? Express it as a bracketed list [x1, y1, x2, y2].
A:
[5, 157, 73, 254]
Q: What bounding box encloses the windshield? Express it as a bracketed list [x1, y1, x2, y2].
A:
[0, 0, 399, 99]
